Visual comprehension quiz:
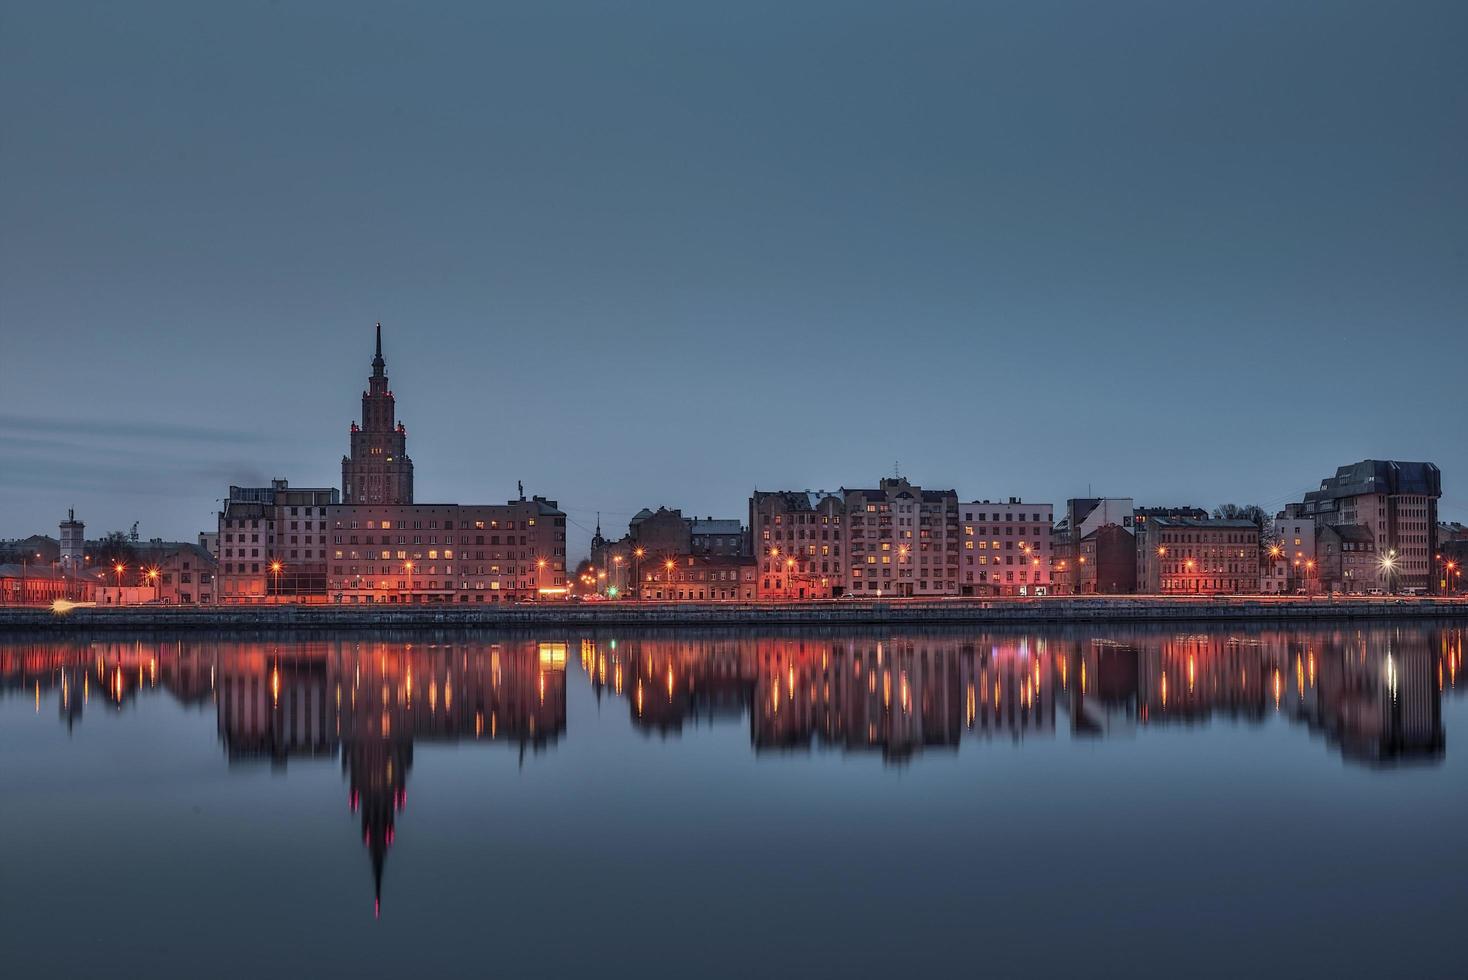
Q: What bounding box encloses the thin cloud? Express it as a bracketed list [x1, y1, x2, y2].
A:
[0, 414, 269, 445]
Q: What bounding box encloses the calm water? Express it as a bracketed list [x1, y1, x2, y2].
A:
[2, 624, 1464, 978]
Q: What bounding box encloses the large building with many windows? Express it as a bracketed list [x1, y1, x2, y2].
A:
[749, 490, 846, 599]
[1293, 459, 1440, 592]
[1136, 517, 1260, 594]
[342, 323, 414, 506]
[749, 477, 959, 598]
[959, 499, 1053, 596]
[216, 480, 340, 603]
[326, 494, 566, 603]
[845, 479, 959, 597]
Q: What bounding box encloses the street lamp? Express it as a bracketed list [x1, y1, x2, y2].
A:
[146, 567, 160, 602]
[633, 548, 645, 602]
[537, 558, 548, 596]
[1379, 549, 1397, 594]
[404, 560, 414, 602]
[269, 560, 283, 603]
[612, 555, 624, 598]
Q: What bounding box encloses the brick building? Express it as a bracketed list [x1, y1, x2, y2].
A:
[326, 495, 566, 603]
[342, 323, 414, 505]
[1077, 523, 1137, 594]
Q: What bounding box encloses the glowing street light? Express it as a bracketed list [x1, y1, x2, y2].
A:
[269, 560, 283, 603]
[1379, 549, 1398, 592]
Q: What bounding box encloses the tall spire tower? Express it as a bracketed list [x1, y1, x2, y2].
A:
[342, 322, 414, 504]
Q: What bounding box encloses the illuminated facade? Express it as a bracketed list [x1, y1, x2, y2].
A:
[845, 480, 959, 597]
[342, 323, 414, 506]
[749, 478, 960, 599]
[638, 554, 757, 601]
[1136, 517, 1261, 594]
[326, 496, 567, 603]
[216, 480, 340, 603]
[749, 489, 846, 599]
[959, 499, 1053, 596]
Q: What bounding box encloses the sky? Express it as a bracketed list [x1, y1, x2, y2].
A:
[3, 0, 1466, 560]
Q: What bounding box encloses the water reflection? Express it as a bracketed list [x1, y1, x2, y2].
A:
[3, 637, 566, 913]
[581, 626, 1460, 765]
[1, 625, 1463, 915]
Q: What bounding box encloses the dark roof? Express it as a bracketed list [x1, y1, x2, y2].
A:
[751, 490, 843, 511]
[1304, 460, 1441, 506]
[1148, 517, 1258, 530]
[690, 519, 742, 535]
[0, 564, 90, 581]
[1325, 524, 1376, 544]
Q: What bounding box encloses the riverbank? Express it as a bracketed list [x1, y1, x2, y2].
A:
[2, 596, 1467, 631]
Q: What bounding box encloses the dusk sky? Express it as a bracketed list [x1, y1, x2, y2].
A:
[3, 0, 1465, 559]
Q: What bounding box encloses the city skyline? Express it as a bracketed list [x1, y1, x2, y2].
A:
[4, 2, 1467, 557]
[1, 319, 1462, 562]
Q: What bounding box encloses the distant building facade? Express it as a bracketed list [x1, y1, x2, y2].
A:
[216, 480, 340, 603]
[749, 490, 846, 599]
[1316, 524, 1376, 594]
[845, 479, 959, 597]
[1052, 498, 1135, 594]
[749, 478, 959, 598]
[959, 499, 1053, 596]
[59, 510, 85, 572]
[640, 554, 757, 601]
[1137, 517, 1260, 594]
[589, 507, 749, 598]
[1295, 460, 1440, 592]
[0, 565, 96, 605]
[1077, 523, 1137, 594]
[326, 495, 566, 603]
[342, 323, 414, 506]
[690, 518, 746, 556]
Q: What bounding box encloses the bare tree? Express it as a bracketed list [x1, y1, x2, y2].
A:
[1213, 503, 1270, 531]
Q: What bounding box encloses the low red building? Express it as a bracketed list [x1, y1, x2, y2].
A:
[0, 564, 97, 605]
[640, 555, 757, 601]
